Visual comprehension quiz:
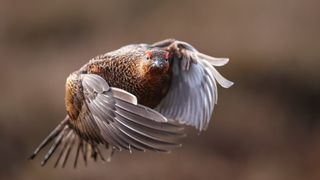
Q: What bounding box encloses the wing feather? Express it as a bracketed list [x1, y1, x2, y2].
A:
[71, 74, 183, 153]
[154, 40, 233, 131]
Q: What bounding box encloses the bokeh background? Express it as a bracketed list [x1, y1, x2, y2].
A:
[1, 0, 320, 179]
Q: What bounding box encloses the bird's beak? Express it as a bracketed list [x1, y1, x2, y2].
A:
[151, 57, 166, 69]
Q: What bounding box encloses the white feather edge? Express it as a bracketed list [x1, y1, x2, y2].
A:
[111, 87, 138, 105]
[211, 66, 234, 88]
[197, 52, 229, 67]
[198, 55, 234, 89]
[81, 74, 139, 105]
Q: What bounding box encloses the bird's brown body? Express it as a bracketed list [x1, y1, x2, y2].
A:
[66, 45, 173, 122]
[81, 46, 171, 108]
[30, 39, 233, 167]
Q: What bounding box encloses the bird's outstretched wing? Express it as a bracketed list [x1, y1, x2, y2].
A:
[73, 74, 183, 152]
[152, 39, 233, 131]
[30, 74, 184, 167]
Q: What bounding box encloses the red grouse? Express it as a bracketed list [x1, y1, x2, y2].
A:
[30, 39, 233, 167]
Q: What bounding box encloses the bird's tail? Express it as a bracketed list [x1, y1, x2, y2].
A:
[29, 116, 113, 168]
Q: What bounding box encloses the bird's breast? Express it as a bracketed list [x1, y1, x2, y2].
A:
[88, 60, 172, 108]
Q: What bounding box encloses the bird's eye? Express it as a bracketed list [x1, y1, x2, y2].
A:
[146, 51, 153, 60]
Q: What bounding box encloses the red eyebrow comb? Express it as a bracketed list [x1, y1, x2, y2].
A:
[146, 51, 153, 59]
[164, 52, 171, 60]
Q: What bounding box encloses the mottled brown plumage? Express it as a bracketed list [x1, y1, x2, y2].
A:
[30, 39, 233, 167]
[78, 45, 172, 108]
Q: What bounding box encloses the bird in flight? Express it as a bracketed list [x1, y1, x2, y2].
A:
[30, 39, 233, 167]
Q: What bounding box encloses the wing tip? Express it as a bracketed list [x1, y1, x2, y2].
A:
[222, 80, 234, 88]
[198, 52, 230, 67]
[29, 153, 36, 160]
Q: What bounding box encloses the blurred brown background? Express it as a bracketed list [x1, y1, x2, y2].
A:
[1, 0, 320, 179]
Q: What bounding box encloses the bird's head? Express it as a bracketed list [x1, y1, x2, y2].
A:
[139, 49, 172, 76]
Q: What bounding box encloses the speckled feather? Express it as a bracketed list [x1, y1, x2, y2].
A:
[81, 44, 172, 108]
